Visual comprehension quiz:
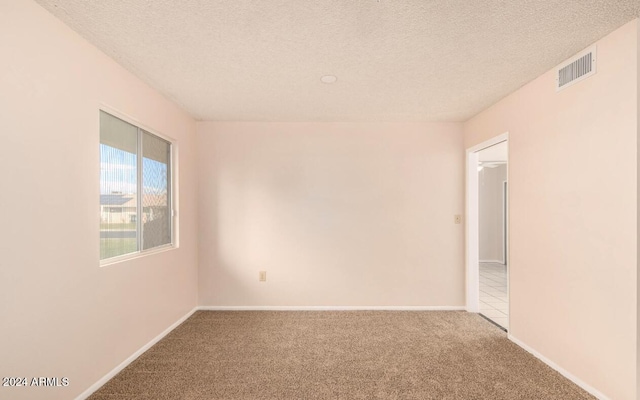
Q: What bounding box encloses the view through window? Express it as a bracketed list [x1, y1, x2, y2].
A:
[100, 111, 172, 261]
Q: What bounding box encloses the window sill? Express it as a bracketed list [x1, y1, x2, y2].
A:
[99, 244, 176, 267]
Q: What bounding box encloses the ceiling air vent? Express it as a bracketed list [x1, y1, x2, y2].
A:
[556, 45, 596, 91]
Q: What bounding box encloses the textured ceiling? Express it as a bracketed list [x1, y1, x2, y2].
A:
[35, 1, 639, 121]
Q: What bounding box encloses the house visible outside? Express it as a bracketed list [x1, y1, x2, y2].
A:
[100, 192, 170, 259]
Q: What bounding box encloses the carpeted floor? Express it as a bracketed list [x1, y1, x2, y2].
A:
[89, 311, 593, 399]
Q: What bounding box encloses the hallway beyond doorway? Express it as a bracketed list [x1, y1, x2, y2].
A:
[479, 262, 508, 329]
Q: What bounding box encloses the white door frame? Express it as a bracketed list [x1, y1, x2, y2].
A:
[502, 180, 508, 265]
[465, 132, 509, 313]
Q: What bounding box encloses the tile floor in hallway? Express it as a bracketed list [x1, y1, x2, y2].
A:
[479, 262, 508, 329]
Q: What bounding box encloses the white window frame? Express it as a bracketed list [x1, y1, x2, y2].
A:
[99, 107, 177, 266]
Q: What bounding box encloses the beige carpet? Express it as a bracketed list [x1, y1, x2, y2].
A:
[89, 311, 593, 399]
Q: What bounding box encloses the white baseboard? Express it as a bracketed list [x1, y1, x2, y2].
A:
[198, 305, 466, 311]
[508, 334, 609, 400]
[75, 307, 198, 400]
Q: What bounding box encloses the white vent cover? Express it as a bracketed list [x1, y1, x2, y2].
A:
[556, 45, 597, 91]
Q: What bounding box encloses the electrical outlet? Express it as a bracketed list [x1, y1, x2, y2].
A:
[259, 271, 267, 282]
[454, 214, 462, 224]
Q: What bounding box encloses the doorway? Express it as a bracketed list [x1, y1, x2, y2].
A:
[466, 134, 509, 331]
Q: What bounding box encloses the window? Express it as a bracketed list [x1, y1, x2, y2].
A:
[100, 111, 173, 261]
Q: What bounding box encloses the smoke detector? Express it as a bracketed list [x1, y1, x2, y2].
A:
[320, 75, 337, 84]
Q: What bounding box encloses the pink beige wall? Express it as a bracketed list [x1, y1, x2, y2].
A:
[197, 122, 465, 307]
[464, 20, 638, 400]
[0, 1, 198, 399]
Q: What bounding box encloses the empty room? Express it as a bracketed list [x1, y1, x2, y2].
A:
[1, 0, 639, 399]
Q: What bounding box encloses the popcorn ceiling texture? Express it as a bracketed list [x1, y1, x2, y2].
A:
[35, 0, 639, 121]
